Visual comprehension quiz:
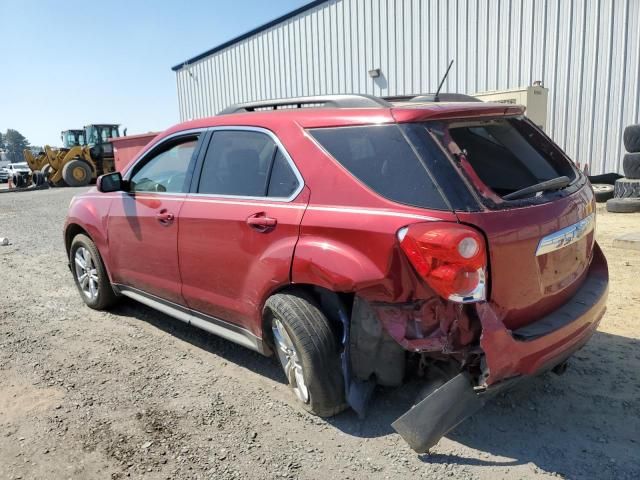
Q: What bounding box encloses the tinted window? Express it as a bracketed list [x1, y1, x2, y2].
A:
[198, 131, 279, 197]
[310, 125, 448, 209]
[267, 150, 299, 197]
[446, 118, 576, 197]
[130, 136, 198, 193]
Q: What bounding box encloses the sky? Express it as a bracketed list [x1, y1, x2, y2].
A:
[0, 0, 309, 147]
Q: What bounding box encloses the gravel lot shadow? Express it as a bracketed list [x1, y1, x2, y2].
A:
[111, 300, 640, 477]
[439, 331, 640, 477]
[110, 299, 287, 384]
[332, 330, 640, 477]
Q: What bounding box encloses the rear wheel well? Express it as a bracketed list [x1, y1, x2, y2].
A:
[262, 285, 353, 348]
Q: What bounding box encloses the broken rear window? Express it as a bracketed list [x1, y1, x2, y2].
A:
[434, 117, 578, 199]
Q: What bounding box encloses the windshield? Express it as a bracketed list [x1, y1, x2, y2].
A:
[86, 126, 119, 146]
[85, 126, 98, 146]
[63, 131, 84, 148]
[428, 117, 578, 199]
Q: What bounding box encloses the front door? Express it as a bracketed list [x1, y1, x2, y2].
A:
[108, 132, 202, 304]
[178, 128, 307, 334]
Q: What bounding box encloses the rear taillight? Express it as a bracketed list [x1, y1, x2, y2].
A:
[398, 222, 487, 303]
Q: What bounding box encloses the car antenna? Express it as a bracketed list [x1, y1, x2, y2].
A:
[434, 59, 454, 102]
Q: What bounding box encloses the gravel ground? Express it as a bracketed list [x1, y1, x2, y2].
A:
[1, 187, 639, 480]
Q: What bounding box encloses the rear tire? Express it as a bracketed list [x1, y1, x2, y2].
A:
[62, 159, 92, 187]
[70, 234, 118, 310]
[264, 293, 346, 417]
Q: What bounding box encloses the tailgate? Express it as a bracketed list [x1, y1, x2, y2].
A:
[457, 185, 596, 329]
[409, 114, 596, 330]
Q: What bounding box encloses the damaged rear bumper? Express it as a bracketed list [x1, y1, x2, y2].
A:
[477, 242, 608, 386]
[389, 243, 608, 452]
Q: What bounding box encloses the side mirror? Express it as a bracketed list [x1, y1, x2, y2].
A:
[97, 172, 126, 193]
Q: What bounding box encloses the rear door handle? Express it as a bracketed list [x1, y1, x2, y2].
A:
[156, 209, 175, 225]
[246, 212, 277, 232]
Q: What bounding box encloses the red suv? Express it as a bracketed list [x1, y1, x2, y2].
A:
[64, 94, 608, 452]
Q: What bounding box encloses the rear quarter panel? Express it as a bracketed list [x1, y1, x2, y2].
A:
[284, 121, 459, 300]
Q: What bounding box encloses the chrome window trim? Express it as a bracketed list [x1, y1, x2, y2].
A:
[189, 125, 305, 203]
[121, 127, 207, 182]
[119, 125, 305, 202]
[535, 213, 595, 256]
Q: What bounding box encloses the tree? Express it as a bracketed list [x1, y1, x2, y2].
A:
[3, 129, 30, 163]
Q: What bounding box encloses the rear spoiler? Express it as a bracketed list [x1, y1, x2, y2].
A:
[391, 103, 525, 123]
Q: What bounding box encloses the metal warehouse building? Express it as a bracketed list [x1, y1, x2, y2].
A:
[173, 0, 640, 174]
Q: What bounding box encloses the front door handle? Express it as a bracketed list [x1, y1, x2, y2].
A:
[246, 212, 277, 232]
[156, 209, 175, 226]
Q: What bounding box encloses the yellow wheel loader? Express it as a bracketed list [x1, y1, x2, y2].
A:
[23, 125, 120, 187]
[24, 129, 84, 174]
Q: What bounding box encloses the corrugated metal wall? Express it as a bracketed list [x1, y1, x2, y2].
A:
[175, 0, 640, 174]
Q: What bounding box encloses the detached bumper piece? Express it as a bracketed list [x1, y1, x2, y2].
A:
[391, 373, 484, 453]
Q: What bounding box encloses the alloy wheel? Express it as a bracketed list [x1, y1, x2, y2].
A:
[74, 247, 99, 300]
[272, 318, 310, 404]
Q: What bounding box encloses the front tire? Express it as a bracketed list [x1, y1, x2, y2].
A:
[264, 293, 346, 417]
[62, 159, 92, 187]
[70, 234, 118, 310]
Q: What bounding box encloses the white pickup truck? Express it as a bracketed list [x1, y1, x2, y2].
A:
[3, 162, 31, 187]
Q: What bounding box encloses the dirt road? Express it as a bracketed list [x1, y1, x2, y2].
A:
[1, 187, 638, 480]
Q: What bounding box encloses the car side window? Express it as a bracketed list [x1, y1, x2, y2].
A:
[310, 125, 448, 210]
[267, 149, 300, 198]
[198, 130, 296, 198]
[129, 136, 199, 193]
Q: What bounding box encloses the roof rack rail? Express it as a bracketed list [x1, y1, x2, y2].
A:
[383, 93, 482, 103]
[218, 94, 391, 114]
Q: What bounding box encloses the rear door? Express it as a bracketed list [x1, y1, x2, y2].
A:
[177, 128, 307, 334]
[107, 131, 203, 304]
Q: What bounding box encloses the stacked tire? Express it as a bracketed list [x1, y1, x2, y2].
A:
[11, 174, 26, 188]
[607, 124, 640, 213]
[31, 171, 46, 187]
